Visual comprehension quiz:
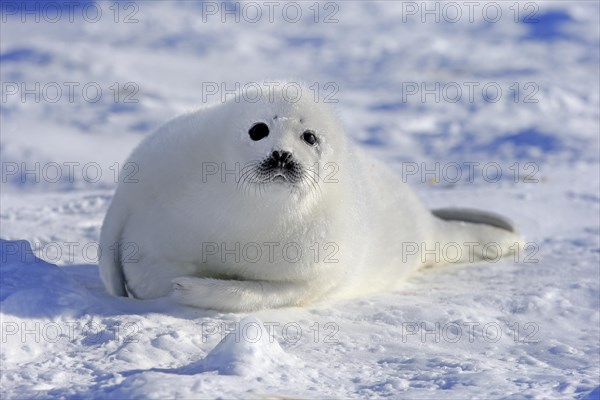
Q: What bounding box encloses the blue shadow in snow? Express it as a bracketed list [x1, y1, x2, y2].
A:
[578, 386, 600, 400]
[0, 48, 52, 64]
[287, 37, 325, 47]
[0, 0, 96, 14]
[0, 239, 95, 317]
[360, 125, 386, 146]
[481, 128, 561, 159]
[522, 10, 573, 41]
[369, 102, 407, 112]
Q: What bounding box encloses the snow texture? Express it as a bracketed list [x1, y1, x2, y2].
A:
[1, 1, 599, 398]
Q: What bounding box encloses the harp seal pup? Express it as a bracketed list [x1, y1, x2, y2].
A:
[99, 82, 522, 312]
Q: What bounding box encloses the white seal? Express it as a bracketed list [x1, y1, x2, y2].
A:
[99, 82, 522, 312]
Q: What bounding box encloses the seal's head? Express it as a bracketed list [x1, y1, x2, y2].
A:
[221, 82, 346, 210]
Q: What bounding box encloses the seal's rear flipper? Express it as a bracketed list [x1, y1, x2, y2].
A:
[429, 207, 523, 267]
[432, 208, 516, 233]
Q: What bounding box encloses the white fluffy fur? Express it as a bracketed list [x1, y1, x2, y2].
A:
[99, 82, 522, 312]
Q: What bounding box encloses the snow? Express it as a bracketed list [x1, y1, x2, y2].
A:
[1, 1, 599, 398]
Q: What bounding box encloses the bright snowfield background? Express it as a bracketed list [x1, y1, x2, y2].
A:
[1, 1, 599, 398]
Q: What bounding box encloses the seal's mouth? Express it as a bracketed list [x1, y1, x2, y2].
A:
[237, 153, 320, 196]
[272, 174, 289, 184]
[241, 154, 304, 186]
[262, 162, 303, 187]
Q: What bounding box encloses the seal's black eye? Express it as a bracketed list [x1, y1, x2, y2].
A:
[249, 122, 269, 141]
[302, 131, 318, 146]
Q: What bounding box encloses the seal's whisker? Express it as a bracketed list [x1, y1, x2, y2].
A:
[237, 160, 261, 191]
[302, 168, 321, 198]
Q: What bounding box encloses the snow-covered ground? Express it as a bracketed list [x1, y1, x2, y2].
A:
[1, 1, 599, 398]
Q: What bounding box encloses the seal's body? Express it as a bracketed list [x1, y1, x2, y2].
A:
[99, 82, 522, 311]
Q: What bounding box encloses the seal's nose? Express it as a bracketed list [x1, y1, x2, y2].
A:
[271, 150, 292, 166]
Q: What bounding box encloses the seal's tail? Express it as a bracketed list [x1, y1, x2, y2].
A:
[428, 207, 524, 266]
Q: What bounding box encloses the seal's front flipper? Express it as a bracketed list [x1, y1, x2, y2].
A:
[432, 208, 516, 233]
[171, 277, 314, 312]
